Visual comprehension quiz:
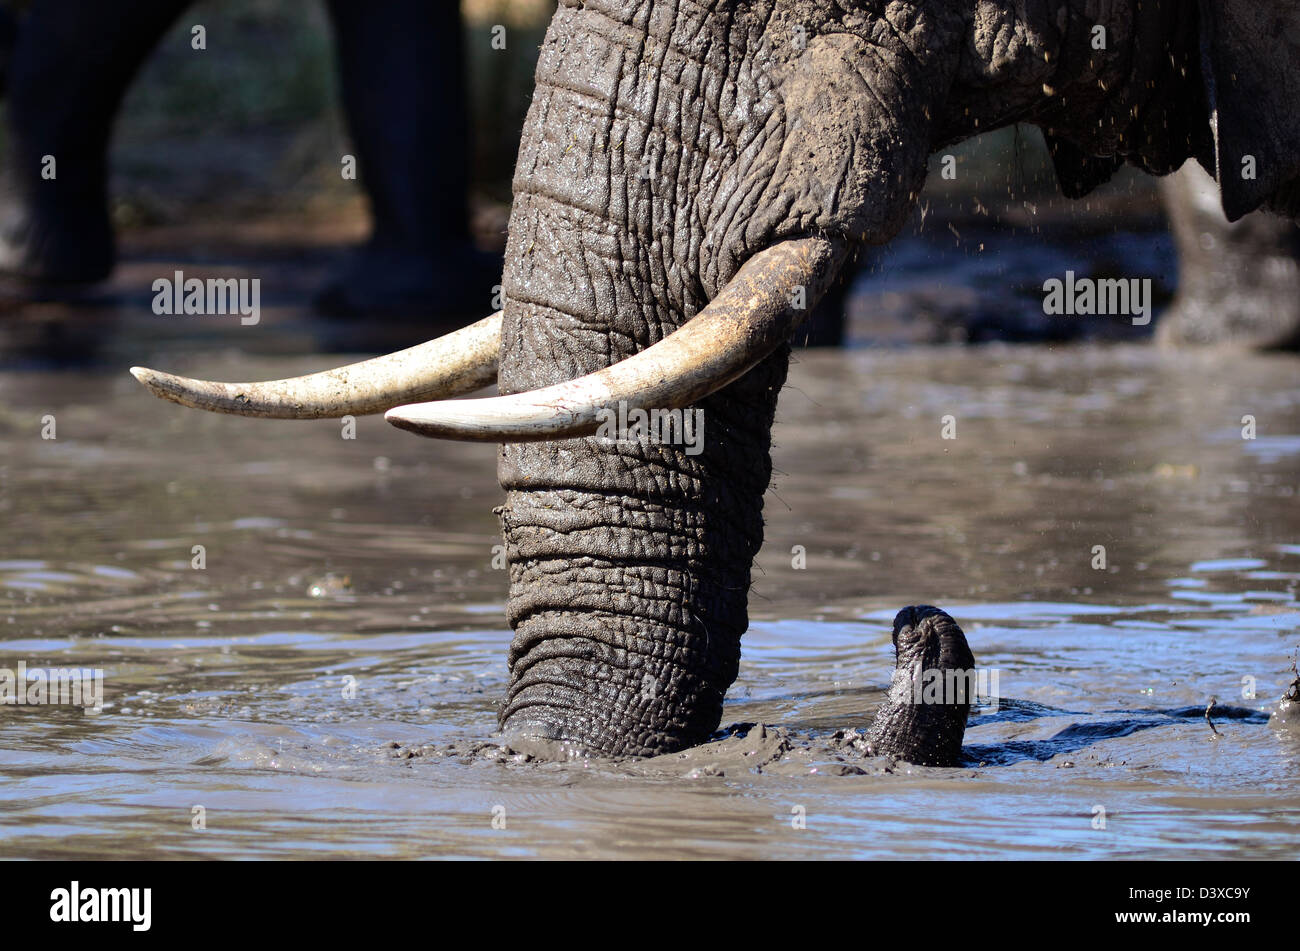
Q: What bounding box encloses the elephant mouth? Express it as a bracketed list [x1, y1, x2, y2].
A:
[130, 236, 848, 438]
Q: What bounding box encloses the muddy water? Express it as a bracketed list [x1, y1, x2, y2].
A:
[1, 332, 1298, 858]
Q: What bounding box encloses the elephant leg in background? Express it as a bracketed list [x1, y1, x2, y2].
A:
[1157, 162, 1300, 350]
[0, 0, 191, 283]
[0, 0, 500, 317]
[316, 0, 501, 320]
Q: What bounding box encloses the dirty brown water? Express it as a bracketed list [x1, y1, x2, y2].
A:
[1, 311, 1298, 859]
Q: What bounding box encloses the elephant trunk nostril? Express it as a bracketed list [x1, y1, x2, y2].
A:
[891, 604, 975, 671]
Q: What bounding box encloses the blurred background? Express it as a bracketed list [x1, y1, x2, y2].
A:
[0, 0, 553, 361]
[97, 0, 556, 254]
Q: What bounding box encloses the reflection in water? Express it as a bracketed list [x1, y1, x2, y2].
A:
[1, 342, 1298, 858]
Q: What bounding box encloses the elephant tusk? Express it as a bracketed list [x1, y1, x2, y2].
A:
[384, 236, 847, 442]
[130, 313, 502, 418]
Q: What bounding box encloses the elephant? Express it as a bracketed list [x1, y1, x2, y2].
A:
[1157, 161, 1300, 350]
[130, 0, 1300, 763]
[0, 0, 493, 318]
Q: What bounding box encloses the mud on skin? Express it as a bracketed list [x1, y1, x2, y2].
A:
[385, 724, 935, 777]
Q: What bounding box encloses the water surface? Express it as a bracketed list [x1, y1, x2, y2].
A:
[2, 331, 1296, 859]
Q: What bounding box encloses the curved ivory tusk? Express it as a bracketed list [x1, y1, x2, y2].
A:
[385, 236, 847, 441]
[130, 313, 501, 418]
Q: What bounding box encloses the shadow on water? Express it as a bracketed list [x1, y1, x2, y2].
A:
[963, 699, 1271, 766]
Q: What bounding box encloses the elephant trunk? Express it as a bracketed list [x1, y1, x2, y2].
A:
[495, 363, 787, 756]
